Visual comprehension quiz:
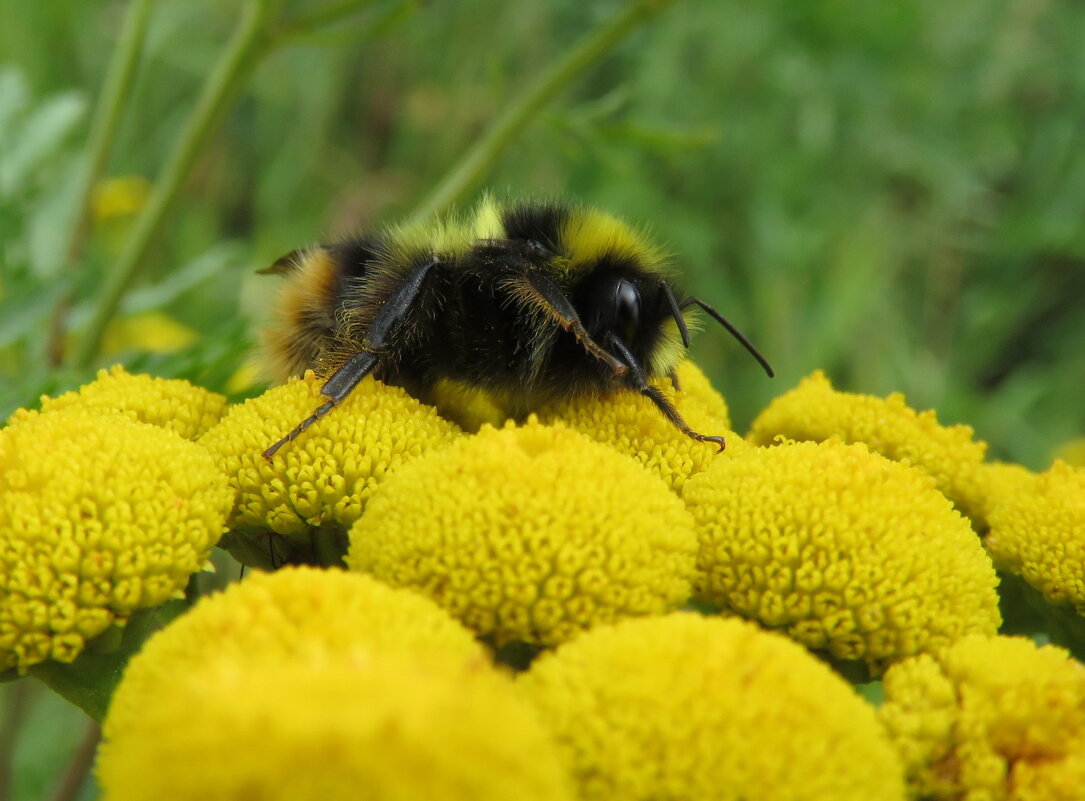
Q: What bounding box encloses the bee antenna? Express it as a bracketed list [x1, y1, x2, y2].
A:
[680, 296, 774, 378]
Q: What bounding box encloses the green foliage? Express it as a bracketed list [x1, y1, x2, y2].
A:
[3, 0, 1085, 795]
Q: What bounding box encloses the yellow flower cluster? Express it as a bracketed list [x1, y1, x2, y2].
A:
[538, 360, 742, 493]
[880, 634, 1085, 800]
[99, 568, 572, 801]
[519, 613, 905, 801]
[749, 370, 989, 520]
[7, 364, 226, 440]
[0, 411, 232, 671]
[347, 419, 697, 646]
[198, 372, 460, 541]
[683, 439, 1000, 670]
[985, 460, 1085, 612]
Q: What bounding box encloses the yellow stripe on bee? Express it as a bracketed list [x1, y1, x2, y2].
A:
[470, 193, 505, 240]
[558, 207, 670, 275]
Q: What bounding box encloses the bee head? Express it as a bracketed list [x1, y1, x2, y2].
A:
[574, 261, 680, 373]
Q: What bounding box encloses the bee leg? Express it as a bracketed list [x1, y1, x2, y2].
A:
[261, 350, 381, 461]
[607, 333, 726, 453]
[505, 272, 628, 376]
[263, 258, 440, 461]
[659, 280, 690, 348]
[679, 296, 774, 378]
[668, 368, 682, 392]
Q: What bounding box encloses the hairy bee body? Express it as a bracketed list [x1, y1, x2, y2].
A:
[261, 198, 771, 459]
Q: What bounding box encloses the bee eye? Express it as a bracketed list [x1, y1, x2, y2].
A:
[612, 280, 640, 341]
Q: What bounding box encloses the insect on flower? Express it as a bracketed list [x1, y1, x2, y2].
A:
[260, 198, 773, 460]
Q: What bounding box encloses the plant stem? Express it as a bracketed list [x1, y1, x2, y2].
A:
[70, 0, 277, 369]
[0, 682, 36, 801]
[49, 720, 100, 801]
[408, 0, 677, 224]
[274, 0, 384, 41]
[47, 0, 156, 366]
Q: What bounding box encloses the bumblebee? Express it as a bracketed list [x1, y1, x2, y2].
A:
[260, 198, 772, 459]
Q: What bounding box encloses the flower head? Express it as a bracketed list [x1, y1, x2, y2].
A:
[880, 634, 1085, 800]
[519, 613, 905, 801]
[103, 567, 486, 738]
[347, 419, 697, 646]
[100, 568, 571, 801]
[537, 360, 740, 493]
[683, 439, 1000, 671]
[749, 370, 988, 520]
[0, 411, 232, 671]
[7, 364, 226, 440]
[985, 460, 1085, 611]
[197, 373, 461, 553]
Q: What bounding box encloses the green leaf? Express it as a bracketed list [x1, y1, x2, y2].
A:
[26, 600, 187, 722]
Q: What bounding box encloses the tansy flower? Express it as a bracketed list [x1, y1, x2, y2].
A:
[519, 613, 906, 801]
[101, 311, 199, 356]
[748, 370, 988, 521]
[537, 360, 740, 494]
[99, 569, 571, 801]
[91, 175, 151, 221]
[347, 419, 697, 646]
[103, 567, 487, 738]
[967, 461, 1039, 533]
[0, 411, 232, 671]
[683, 439, 1000, 671]
[197, 373, 460, 564]
[7, 365, 226, 440]
[985, 460, 1085, 612]
[880, 634, 1085, 801]
[1054, 437, 1085, 468]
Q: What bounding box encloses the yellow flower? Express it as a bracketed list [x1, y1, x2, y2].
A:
[102, 567, 486, 738]
[101, 311, 199, 356]
[683, 439, 1000, 671]
[537, 360, 741, 494]
[7, 365, 226, 440]
[985, 460, 1085, 612]
[968, 461, 1039, 533]
[748, 370, 988, 521]
[880, 634, 1085, 801]
[0, 411, 232, 671]
[197, 373, 461, 557]
[1054, 437, 1085, 468]
[99, 568, 572, 801]
[347, 419, 697, 646]
[519, 613, 905, 801]
[91, 175, 151, 222]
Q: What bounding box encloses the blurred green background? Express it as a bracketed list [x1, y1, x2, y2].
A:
[1, 1, 1084, 794]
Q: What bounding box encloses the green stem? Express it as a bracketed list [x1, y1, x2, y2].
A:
[275, 0, 384, 41]
[67, 0, 157, 266]
[0, 682, 36, 801]
[70, 0, 277, 369]
[47, 0, 156, 366]
[408, 0, 677, 224]
[49, 720, 100, 801]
